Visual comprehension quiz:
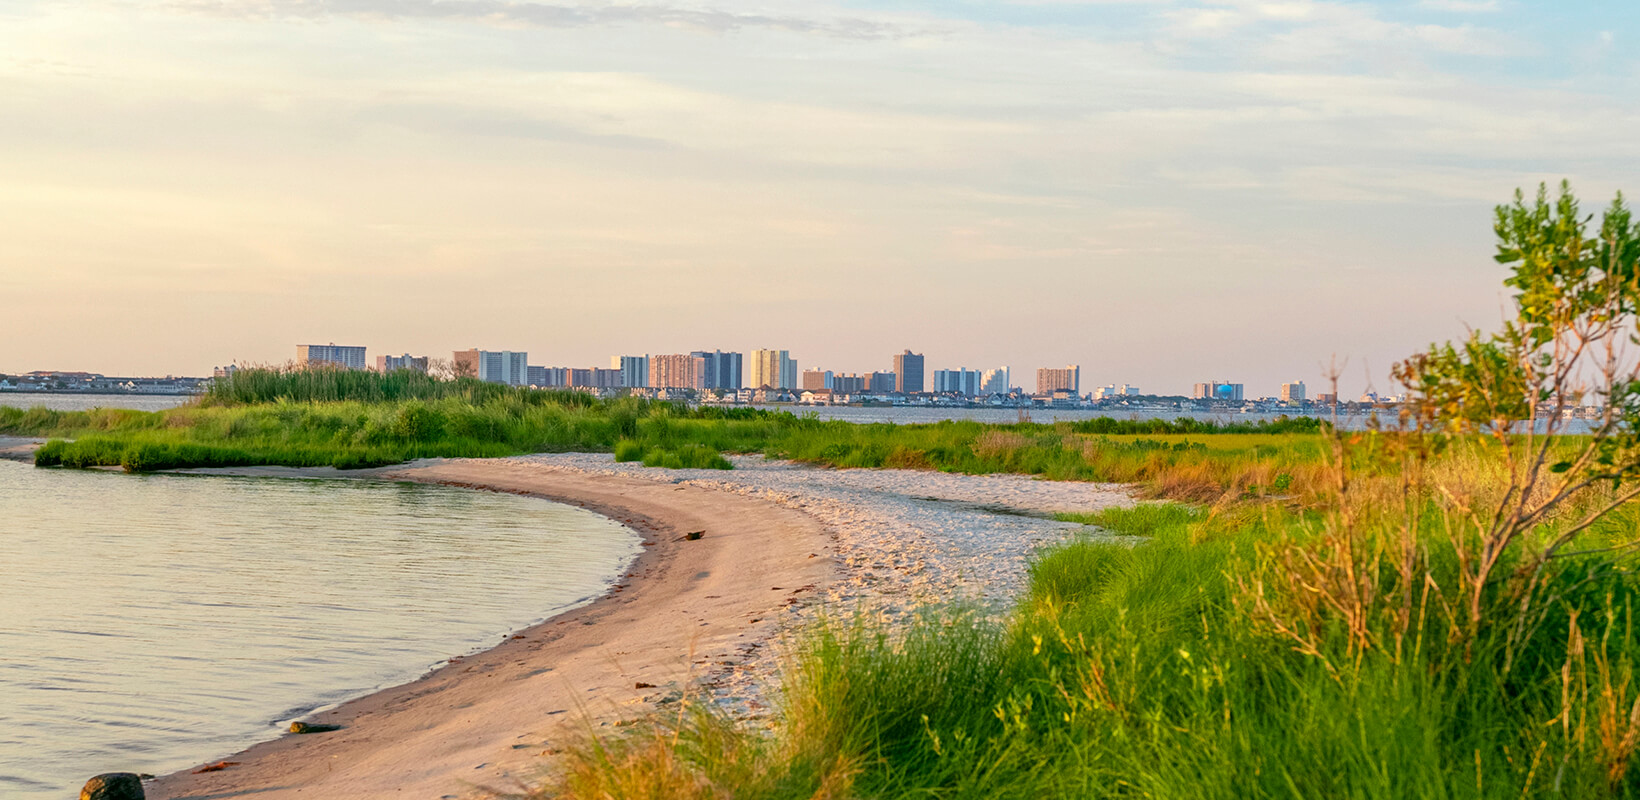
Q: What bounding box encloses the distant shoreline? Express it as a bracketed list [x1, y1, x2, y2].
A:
[0, 390, 201, 397]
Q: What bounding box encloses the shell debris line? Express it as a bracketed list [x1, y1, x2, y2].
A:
[500, 454, 1136, 721]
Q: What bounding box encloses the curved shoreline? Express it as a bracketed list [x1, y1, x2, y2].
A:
[144, 459, 834, 800]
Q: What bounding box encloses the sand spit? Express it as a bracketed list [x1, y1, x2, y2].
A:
[139, 455, 1130, 799]
[0, 436, 43, 461]
[147, 462, 831, 800]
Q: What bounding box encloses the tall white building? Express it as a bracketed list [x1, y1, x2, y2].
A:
[980, 368, 1010, 395]
[750, 349, 797, 390]
[1281, 381, 1307, 404]
[933, 368, 983, 396]
[613, 355, 649, 389]
[297, 343, 366, 370]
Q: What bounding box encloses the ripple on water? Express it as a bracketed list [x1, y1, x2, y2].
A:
[0, 460, 640, 800]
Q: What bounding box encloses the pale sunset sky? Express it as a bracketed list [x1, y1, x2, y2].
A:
[2, 0, 1636, 396]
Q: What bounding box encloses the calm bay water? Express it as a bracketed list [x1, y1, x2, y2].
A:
[0, 393, 194, 413]
[0, 461, 639, 799]
[745, 404, 1335, 426]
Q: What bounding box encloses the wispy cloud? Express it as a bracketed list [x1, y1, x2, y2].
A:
[156, 0, 907, 39]
[1418, 0, 1501, 12]
[1163, 0, 1517, 60]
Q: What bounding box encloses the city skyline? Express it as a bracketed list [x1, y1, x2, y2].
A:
[0, 338, 1373, 400]
[5, 2, 1635, 398]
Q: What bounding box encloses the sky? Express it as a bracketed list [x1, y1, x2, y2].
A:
[2, 0, 1636, 397]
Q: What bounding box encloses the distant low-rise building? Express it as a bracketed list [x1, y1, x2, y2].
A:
[297, 343, 366, 371]
[802, 369, 833, 391]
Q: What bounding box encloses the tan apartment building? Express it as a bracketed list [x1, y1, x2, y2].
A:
[1036, 365, 1080, 395]
[649, 353, 696, 390]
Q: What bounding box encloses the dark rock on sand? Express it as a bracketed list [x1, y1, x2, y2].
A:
[290, 721, 343, 734]
[81, 772, 145, 800]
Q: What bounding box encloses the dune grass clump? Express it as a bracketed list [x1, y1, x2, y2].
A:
[639, 443, 733, 470]
[1053, 502, 1199, 535]
[612, 439, 645, 462]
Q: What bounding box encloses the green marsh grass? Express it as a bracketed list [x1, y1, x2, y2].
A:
[542, 494, 1640, 799]
[5, 369, 1336, 495]
[1052, 501, 1199, 535]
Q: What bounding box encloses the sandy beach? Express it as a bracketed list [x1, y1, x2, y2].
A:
[146, 460, 833, 800]
[123, 455, 1129, 799]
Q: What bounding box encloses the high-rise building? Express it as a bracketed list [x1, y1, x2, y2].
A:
[980, 368, 1010, 395]
[528, 366, 568, 387]
[866, 371, 897, 393]
[1194, 380, 1245, 402]
[1036, 365, 1080, 395]
[750, 350, 797, 390]
[691, 351, 743, 391]
[1281, 381, 1307, 404]
[586, 368, 623, 389]
[375, 354, 429, 373]
[297, 343, 366, 371]
[832, 373, 866, 393]
[893, 350, 925, 394]
[802, 369, 833, 391]
[613, 355, 649, 389]
[453, 349, 481, 378]
[933, 368, 982, 396]
[650, 354, 696, 390]
[454, 349, 527, 385]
